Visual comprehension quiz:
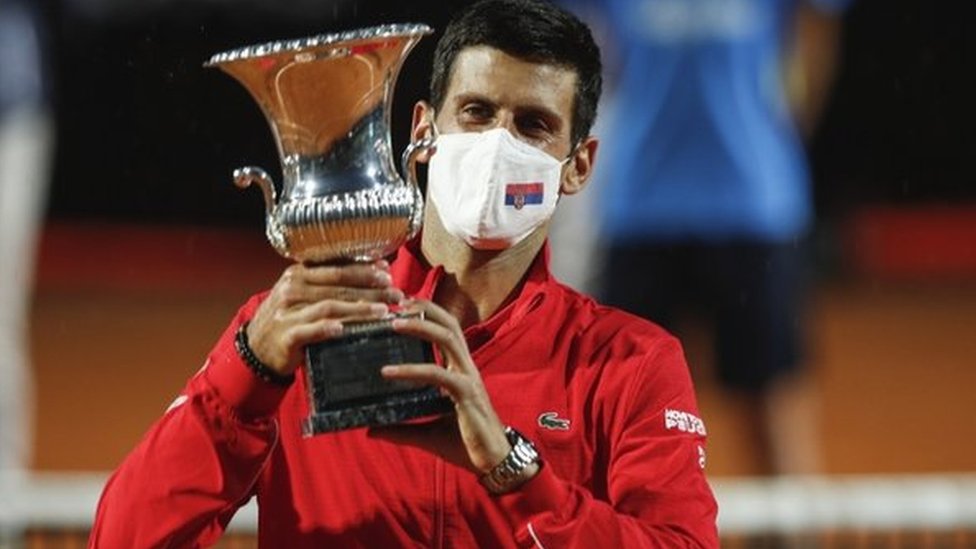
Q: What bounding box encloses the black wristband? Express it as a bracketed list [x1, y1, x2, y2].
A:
[234, 322, 295, 387]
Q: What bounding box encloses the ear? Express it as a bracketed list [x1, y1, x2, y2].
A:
[410, 101, 436, 164]
[560, 136, 599, 196]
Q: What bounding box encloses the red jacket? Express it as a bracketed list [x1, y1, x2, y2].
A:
[90, 242, 718, 548]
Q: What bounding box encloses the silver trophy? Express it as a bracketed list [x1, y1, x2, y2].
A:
[206, 24, 450, 435]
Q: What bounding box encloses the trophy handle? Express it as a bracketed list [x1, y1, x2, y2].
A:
[233, 166, 289, 256]
[233, 166, 277, 211]
[400, 137, 436, 189]
[400, 137, 435, 239]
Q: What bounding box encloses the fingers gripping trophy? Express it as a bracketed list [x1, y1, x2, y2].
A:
[206, 25, 451, 434]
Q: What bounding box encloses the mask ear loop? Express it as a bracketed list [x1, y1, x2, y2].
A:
[556, 140, 585, 202]
[563, 139, 583, 165]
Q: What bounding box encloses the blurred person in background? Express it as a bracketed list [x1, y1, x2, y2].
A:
[0, 0, 54, 478]
[560, 0, 850, 474]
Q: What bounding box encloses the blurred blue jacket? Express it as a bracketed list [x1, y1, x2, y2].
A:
[564, 0, 850, 243]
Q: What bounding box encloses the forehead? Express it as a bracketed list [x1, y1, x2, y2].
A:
[443, 46, 577, 118]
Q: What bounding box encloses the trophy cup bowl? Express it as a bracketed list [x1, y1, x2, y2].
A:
[206, 24, 452, 435]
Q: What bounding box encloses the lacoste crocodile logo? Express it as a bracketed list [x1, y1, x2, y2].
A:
[538, 412, 571, 431]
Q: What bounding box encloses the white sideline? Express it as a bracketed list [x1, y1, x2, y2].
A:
[0, 471, 257, 533]
[2, 472, 976, 535]
[712, 475, 976, 534]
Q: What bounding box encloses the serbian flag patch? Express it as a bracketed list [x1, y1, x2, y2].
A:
[504, 183, 544, 210]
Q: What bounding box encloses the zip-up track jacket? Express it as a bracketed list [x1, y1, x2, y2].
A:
[90, 243, 718, 548]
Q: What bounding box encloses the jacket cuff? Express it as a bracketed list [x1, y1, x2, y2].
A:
[203, 324, 289, 421]
[495, 463, 572, 527]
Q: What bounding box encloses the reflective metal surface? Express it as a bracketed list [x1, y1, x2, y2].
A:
[207, 24, 433, 262]
[207, 25, 450, 435]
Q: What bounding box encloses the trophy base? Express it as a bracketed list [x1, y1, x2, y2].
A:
[302, 388, 453, 435]
[301, 314, 452, 435]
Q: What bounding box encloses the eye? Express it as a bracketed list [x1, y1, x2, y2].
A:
[458, 103, 494, 124]
[514, 114, 558, 147]
[517, 116, 552, 137]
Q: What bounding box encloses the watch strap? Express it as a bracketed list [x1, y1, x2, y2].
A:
[480, 426, 541, 494]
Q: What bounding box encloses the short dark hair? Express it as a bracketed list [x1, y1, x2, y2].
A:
[429, 0, 603, 145]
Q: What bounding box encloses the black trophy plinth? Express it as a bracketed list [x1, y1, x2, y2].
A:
[302, 317, 453, 435]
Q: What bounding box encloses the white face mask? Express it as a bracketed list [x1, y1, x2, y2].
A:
[427, 128, 568, 250]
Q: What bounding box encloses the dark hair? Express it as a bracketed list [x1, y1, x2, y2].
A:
[429, 0, 603, 145]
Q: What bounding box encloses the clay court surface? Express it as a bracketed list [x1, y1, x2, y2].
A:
[27, 223, 976, 477]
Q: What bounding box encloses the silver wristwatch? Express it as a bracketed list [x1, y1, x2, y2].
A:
[480, 426, 541, 494]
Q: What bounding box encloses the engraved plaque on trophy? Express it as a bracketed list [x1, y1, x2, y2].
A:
[206, 25, 451, 434]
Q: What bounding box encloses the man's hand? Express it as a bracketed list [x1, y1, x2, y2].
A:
[245, 261, 404, 376]
[373, 300, 513, 475]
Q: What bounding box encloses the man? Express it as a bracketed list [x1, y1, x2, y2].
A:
[0, 0, 53, 479]
[564, 0, 850, 474]
[90, 1, 718, 546]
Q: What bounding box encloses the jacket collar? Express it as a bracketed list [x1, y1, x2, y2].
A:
[390, 237, 552, 354]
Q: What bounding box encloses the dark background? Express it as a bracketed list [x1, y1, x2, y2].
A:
[31, 1, 976, 227]
[809, 2, 976, 214]
[40, 0, 461, 226]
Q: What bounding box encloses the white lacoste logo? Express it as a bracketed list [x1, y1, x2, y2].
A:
[664, 409, 707, 435]
[537, 412, 571, 431]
